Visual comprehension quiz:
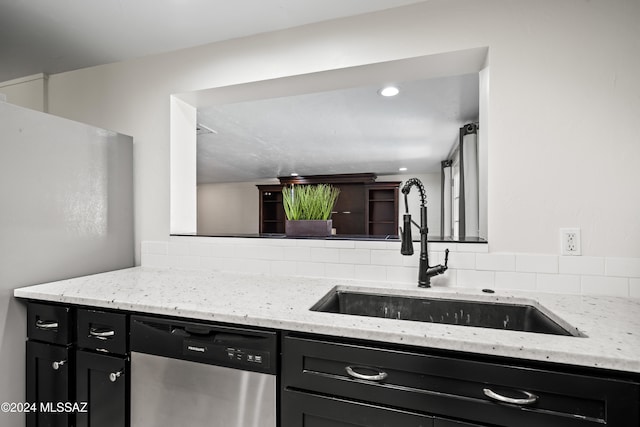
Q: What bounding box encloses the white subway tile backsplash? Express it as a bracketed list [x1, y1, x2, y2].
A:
[536, 274, 581, 294]
[141, 241, 168, 255]
[325, 240, 356, 249]
[168, 242, 190, 256]
[295, 262, 325, 277]
[140, 252, 169, 268]
[237, 258, 271, 274]
[200, 256, 226, 271]
[605, 257, 640, 278]
[494, 272, 536, 291]
[270, 260, 297, 275]
[559, 256, 605, 276]
[254, 245, 284, 260]
[515, 254, 558, 274]
[630, 279, 640, 298]
[355, 240, 388, 250]
[456, 269, 495, 289]
[310, 247, 340, 263]
[429, 242, 453, 252]
[325, 263, 355, 279]
[188, 242, 214, 257]
[141, 238, 638, 298]
[580, 276, 629, 297]
[447, 252, 475, 270]
[371, 249, 404, 266]
[339, 249, 370, 265]
[298, 239, 326, 247]
[210, 244, 234, 259]
[355, 264, 387, 281]
[384, 241, 402, 250]
[475, 253, 515, 272]
[430, 269, 456, 287]
[386, 266, 418, 283]
[283, 246, 311, 262]
[402, 253, 420, 267]
[456, 243, 489, 253]
[168, 255, 201, 270]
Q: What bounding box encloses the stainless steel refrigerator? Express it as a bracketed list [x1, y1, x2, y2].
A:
[0, 101, 134, 427]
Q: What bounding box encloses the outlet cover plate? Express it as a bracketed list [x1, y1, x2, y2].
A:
[560, 228, 581, 256]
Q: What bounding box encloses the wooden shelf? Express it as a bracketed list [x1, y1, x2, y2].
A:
[258, 176, 399, 237]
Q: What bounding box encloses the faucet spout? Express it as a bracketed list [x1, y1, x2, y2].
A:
[400, 178, 449, 288]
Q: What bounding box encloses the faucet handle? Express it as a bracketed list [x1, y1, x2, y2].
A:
[444, 248, 449, 268]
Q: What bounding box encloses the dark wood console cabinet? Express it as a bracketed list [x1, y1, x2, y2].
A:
[258, 173, 400, 237]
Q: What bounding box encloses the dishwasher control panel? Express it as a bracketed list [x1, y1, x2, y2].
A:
[131, 315, 277, 375]
[182, 340, 271, 370]
[225, 346, 270, 368]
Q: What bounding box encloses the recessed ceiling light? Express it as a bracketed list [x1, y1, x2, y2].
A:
[379, 86, 399, 97]
[399, 167, 408, 172]
[290, 172, 299, 176]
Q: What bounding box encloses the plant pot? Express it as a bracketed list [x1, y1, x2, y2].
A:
[285, 220, 333, 237]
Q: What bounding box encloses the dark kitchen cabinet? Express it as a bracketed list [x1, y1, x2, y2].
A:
[26, 341, 73, 427]
[282, 388, 434, 426]
[25, 303, 130, 427]
[76, 351, 128, 427]
[258, 174, 400, 237]
[75, 309, 129, 427]
[26, 302, 75, 427]
[281, 333, 640, 427]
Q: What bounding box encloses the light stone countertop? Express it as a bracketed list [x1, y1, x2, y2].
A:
[13, 266, 640, 374]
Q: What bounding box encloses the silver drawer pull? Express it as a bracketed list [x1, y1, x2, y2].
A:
[483, 388, 538, 405]
[345, 365, 388, 382]
[36, 320, 59, 330]
[89, 328, 115, 339]
[109, 370, 124, 383]
[52, 360, 66, 370]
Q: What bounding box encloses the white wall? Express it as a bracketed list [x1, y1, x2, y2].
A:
[32, 0, 640, 259]
[170, 96, 197, 233]
[0, 74, 48, 112]
[197, 181, 264, 235]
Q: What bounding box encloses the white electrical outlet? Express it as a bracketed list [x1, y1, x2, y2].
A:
[560, 228, 581, 256]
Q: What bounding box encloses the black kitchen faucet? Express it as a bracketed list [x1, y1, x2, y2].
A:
[400, 178, 449, 287]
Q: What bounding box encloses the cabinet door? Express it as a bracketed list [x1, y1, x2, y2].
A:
[76, 351, 128, 427]
[282, 389, 433, 427]
[26, 341, 72, 427]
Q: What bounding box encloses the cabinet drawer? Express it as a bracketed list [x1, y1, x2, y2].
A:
[283, 335, 640, 427]
[282, 388, 434, 427]
[27, 302, 74, 345]
[77, 309, 127, 355]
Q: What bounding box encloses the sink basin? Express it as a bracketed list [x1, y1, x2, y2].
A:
[310, 289, 581, 337]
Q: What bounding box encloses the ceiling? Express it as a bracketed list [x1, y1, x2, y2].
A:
[197, 73, 479, 184]
[0, 0, 425, 83]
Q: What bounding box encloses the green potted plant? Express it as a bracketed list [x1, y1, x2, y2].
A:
[282, 184, 340, 237]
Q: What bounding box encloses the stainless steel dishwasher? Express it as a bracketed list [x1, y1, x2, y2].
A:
[130, 315, 277, 427]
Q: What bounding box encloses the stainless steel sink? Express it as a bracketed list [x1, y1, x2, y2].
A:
[310, 289, 581, 337]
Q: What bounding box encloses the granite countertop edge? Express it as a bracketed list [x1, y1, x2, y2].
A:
[13, 266, 640, 375]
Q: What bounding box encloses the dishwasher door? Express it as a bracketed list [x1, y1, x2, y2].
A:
[131, 352, 276, 427]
